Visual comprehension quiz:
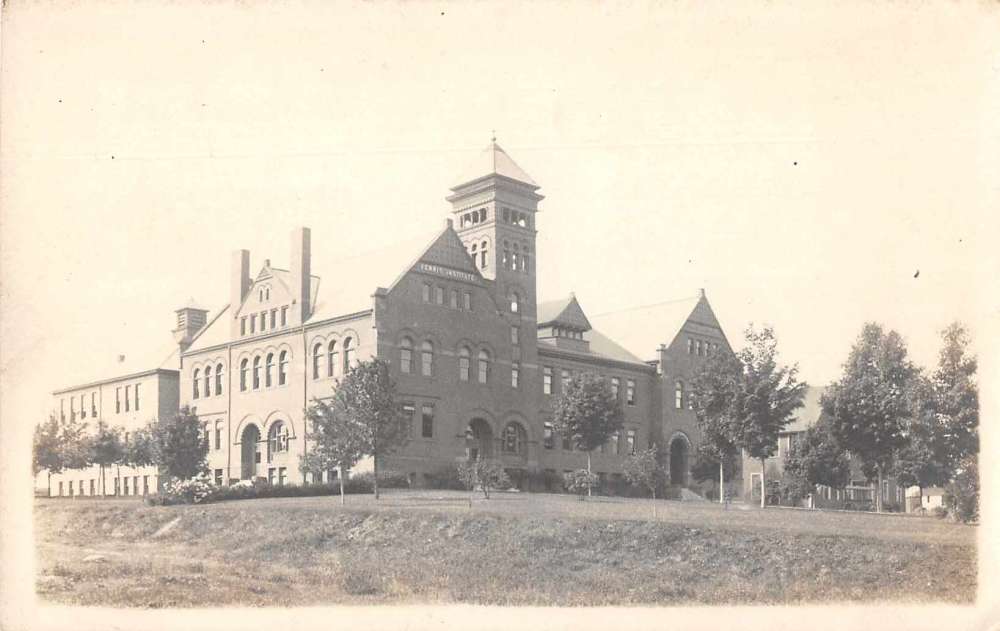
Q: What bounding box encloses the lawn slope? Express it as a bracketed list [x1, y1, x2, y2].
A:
[34, 496, 976, 607]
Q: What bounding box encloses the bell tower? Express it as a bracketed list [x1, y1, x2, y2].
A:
[446, 137, 543, 319]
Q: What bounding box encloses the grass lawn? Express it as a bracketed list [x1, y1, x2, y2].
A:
[34, 490, 977, 607]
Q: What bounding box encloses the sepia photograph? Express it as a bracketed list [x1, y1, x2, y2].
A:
[1, 2, 997, 630]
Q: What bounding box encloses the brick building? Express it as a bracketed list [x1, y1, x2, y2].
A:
[179, 141, 734, 492]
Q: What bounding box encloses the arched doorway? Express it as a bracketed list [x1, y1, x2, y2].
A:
[465, 418, 493, 461]
[669, 434, 689, 486]
[241, 424, 261, 480]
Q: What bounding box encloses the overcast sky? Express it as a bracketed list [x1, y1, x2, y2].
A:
[2, 2, 997, 431]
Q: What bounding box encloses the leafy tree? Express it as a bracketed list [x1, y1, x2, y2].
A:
[690, 443, 739, 501]
[331, 359, 409, 500]
[823, 323, 917, 512]
[732, 325, 807, 508]
[782, 418, 850, 505]
[945, 454, 978, 523]
[456, 458, 511, 500]
[929, 322, 978, 475]
[151, 405, 208, 482]
[552, 372, 623, 497]
[690, 350, 743, 504]
[33, 415, 65, 496]
[125, 426, 156, 469]
[622, 446, 663, 516]
[301, 395, 367, 504]
[90, 420, 125, 495]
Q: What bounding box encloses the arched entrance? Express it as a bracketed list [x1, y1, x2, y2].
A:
[465, 418, 493, 461]
[669, 434, 689, 486]
[241, 424, 261, 480]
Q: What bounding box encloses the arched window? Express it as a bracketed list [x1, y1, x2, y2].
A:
[512, 243, 520, 271]
[265, 287, 270, 301]
[400, 337, 413, 374]
[477, 349, 490, 384]
[312, 343, 322, 379]
[215, 363, 223, 395]
[343, 337, 355, 373]
[503, 422, 526, 455]
[267, 421, 288, 461]
[522, 248, 530, 273]
[510, 292, 520, 313]
[192, 368, 201, 399]
[252, 356, 261, 390]
[327, 340, 338, 378]
[421, 341, 433, 377]
[480, 240, 488, 269]
[204, 366, 212, 398]
[471, 242, 477, 259]
[503, 240, 510, 269]
[458, 346, 470, 381]
[240, 358, 248, 391]
[265, 353, 274, 388]
[278, 351, 288, 385]
[675, 381, 684, 409]
[259, 288, 265, 302]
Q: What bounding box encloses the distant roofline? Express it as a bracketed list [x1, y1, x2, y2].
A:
[52, 368, 179, 396]
[537, 343, 656, 373]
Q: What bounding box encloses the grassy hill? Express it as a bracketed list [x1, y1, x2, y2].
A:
[34, 491, 976, 607]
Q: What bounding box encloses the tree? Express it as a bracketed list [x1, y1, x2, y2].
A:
[563, 469, 599, 500]
[125, 426, 156, 469]
[782, 417, 851, 506]
[690, 350, 743, 504]
[552, 372, 623, 497]
[732, 325, 807, 508]
[690, 443, 739, 502]
[33, 415, 65, 496]
[90, 420, 125, 496]
[301, 395, 366, 504]
[929, 322, 978, 475]
[331, 359, 409, 500]
[622, 446, 663, 516]
[456, 458, 511, 500]
[150, 405, 208, 482]
[823, 323, 917, 513]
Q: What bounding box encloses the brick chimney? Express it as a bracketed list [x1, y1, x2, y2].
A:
[230, 249, 251, 338]
[290, 227, 311, 325]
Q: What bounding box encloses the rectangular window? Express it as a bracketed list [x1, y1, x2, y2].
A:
[511, 326, 520, 346]
[124, 477, 130, 495]
[279, 467, 287, 486]
[421, 405, 434, 438]
[611, 377, 620, 399]
[435, 285, 444, 304]
[58, 482, 63, 496]
[143, 476, 149, 495]
[60, 399, 65, 421]
[627, 430, 636, 455]
[561, 369, 571, 391]
[270, 309, 276, 328]
[463, 292, 471, 310]
[610, 432, 620, 455]
[260, 311, 267, 331]
[511, 362, 520, 389]
[240, 317, 247, 336]
[250, 314, 257, 333]
[114, 478, 119, 495]
[70, 397, 76, 420]
[89, 480, 95, 495]
[69, 481, 74, 496]
[422, 283, 431, 302]
[133, 475, 139, 495]
[134, 384, 140, 411]
[91, 392, 97, 416]
[281, 306, 288, 326]
[450, 289, 458, 309]
[626, 379, 636, 406]
[543, 422, 554, 449]
[543, 367, 553, 394]
[80, 394, 86, 419]
[401, 403, 415, 437]
[125, 386, 131, 412]
[268, 468, 276, 486]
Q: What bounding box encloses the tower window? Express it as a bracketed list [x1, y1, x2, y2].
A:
[480, 240, 488, 269]
[512, 244, 520, 271]
[510, 292, 520, 313]
[502, 208, 510, 223]
[479, 208, 486, 222]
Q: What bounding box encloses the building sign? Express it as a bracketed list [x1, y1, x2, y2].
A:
[417, 262, 478, 283]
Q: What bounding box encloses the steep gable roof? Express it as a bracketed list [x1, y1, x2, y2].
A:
[453, 141, 538, 188]
[586, 294, 703, 362]
[537, 294, 592, 331]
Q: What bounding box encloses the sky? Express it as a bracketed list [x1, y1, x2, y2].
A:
[2, 1, 997, 439]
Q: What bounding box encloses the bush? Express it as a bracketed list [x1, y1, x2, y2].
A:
[456, 459, 511, 499]
[931, 506, 948, 519]
[425, 466, 466, 490]
[563, 469, 598, 499]
[143, 471, 409, 505]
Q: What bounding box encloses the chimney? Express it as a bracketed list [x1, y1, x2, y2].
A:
[291, 227, 311, 324]
[231, 249, 251, 337]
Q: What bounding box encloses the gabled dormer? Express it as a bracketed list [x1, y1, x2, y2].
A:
[537, 293, 592, 353]
[229, 227, 316, 339]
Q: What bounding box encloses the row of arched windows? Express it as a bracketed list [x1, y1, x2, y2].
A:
[239, 351, 290, 392]
[466, 240, 489, 270]
[501, 240, 531, 274]
[311, 337, 356, 380]
[399, 337, 494, 384]
[193, 363, 225, 399]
